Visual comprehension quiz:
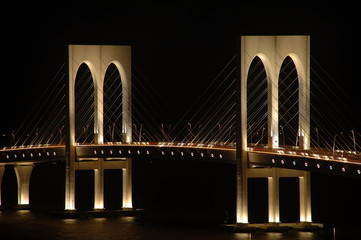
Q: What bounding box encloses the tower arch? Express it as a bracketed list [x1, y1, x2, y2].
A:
[285, 53, 310, 149]
[66, 45, 132, 211]
[74, 62, 96, 144]
[246, 55, 271, 147]
[238, 36, 310, 223]
[68, 45, 132, 146]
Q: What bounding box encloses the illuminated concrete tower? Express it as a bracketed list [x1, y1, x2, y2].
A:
[65, 45, 132, 210]
[237, 36, 311, 223]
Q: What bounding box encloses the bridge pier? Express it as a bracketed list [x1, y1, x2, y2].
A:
[65, 146, 76, 210]
[246, 168, 312, 224]
[299, 171, 312, 222]
[65, 157, 132, 211]
[94, 158, 104, 209]
[268, 168, 280, 223]
[122, 158, 132, 208]
[14, 164, 33, 206]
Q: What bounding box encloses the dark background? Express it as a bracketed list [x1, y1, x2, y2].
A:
[1, 2, 360, 130]
[0, 1, 361, 228]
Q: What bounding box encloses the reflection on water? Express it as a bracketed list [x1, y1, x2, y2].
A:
[0, 210, 336, 240]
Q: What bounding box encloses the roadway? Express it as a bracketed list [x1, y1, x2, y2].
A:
[1, 142, 361, 177]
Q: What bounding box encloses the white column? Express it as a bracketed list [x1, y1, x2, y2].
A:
[0, 165, 5, 206]
[65, 146, 76, 210]
[94, 158, 104, 209]
[299, 171, 312, 222]
[268, 169, 280, 223]
[236, 169, 248, 223]
[268, 78, 279, 149]
[14, 164, 33, 206]
[94, 79, 104, 144]
[237, 36, 249, 223]
[122, 158, 132, 208]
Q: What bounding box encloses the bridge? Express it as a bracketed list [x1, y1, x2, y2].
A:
[1, 36, 360, 225]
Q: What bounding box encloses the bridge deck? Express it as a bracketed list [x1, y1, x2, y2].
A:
[1, 143, 361, 178]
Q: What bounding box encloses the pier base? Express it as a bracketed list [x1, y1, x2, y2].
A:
[51, 208, 143, 219]
[225, 222, 323, 232]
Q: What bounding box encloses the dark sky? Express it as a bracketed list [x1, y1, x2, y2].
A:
[0, 2, 360, 133]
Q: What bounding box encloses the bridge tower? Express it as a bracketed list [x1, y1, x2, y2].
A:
[66, 45, 132, 210]
[237, 36, 311, 223]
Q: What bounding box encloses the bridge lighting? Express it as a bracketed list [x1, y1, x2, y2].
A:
[332, 134, 342, 156]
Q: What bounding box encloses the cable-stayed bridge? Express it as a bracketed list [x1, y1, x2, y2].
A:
[1, 36, 360, 225]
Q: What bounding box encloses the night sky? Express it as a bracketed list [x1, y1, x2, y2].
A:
[1, 2, 360, 133]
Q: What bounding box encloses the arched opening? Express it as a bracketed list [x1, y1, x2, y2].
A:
[103, 63, 123, 142]
[75, 63, 95, 144]
[278, 56, 299, 147]
[247, 56, 268, 146]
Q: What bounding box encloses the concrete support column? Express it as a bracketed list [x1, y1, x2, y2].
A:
[94, 158, 104, 209]
[0, 165, 5, 206]
[299, 171, 312, 222]
[65, 147, 76, 210]
[236, 169, 248, 223]
[122, 158, 132, 209]
[237, 36, 249, 223]
[14, 164, 33, 206]
[268, 169, 280, 223]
